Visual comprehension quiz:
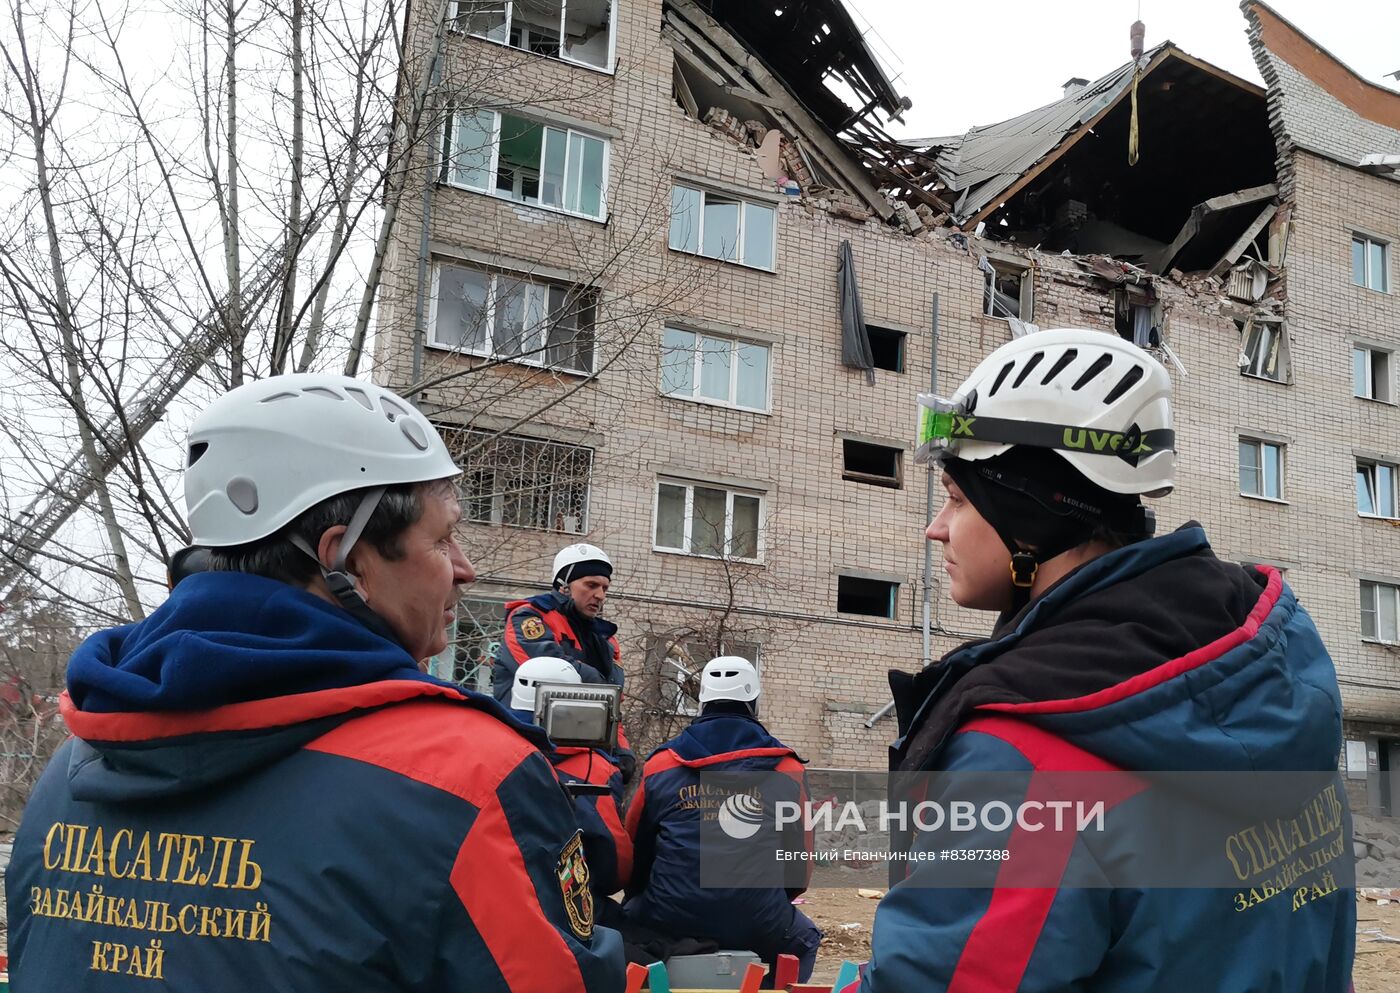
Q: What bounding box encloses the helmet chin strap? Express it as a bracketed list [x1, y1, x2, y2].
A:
[289, 486, 404, 650]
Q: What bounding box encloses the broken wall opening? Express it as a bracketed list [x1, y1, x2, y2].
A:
[985, 54, 1277, 270]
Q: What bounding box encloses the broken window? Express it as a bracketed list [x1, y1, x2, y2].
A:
[982, 259, 1031, 321]
[1353, 234, 1389, 292]
[449, 0, 614, 70]
[442, 429, 594, 533]
[654, 480, 763, 560]
[866, 325, 906, 372]
[1361, 580, 1400, 643]
[1239, 438, 1284, 500]
[1357, 460, 1399, 519]
[842, 440, 902, 488]
[837, 575, 898, 619]
[668, 184, 777, 270]
[660, 327, 770, 411]
[442, 108, 608, 220]
[1354, 345, 1393, 402]
[1239, 321, 1287, 383]
[431, 262, 597, 374]
[1113, 289, 1161, 347]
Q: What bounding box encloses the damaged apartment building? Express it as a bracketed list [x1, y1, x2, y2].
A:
[374, 0, 1400, 803]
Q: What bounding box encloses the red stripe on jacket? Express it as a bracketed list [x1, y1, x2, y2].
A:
[981, 567, 1282, 717]
[308, 699, 590, 993]
[946, 716, 1145, 993]
[61, 679, 467, 743]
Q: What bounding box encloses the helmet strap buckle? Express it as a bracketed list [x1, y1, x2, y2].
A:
[1010, 551, 1038, 589]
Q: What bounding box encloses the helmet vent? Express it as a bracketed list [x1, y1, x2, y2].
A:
[188, 442, 209, 466]
[1071, 354, 1114, 391]
[1041, 348, 1078, 385]
[989, 361, 1015, 396]
[1103, 365, 1145, 404]
[1012, 352, 1044, 388]
[345, 387, 374, 411]
[304, 387, 343, 402]
[380, 397, 410, 423]
[259, 392, 298, 403]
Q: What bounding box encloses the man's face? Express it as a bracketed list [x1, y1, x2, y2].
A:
[926, 472, 1011, 612]
[353, 487, 475, 661]
[565, 575, 610, 618]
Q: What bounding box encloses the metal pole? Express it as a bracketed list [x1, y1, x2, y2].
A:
[867, 292, 940, 730]
[411, 23, 445, 387]
[921, 291, 940, 668]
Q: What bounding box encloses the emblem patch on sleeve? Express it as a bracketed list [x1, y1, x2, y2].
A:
[520, 616, 547, 640]
[556, 830, 594, 940]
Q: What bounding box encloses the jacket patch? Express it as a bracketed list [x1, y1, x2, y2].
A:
[556, 831, 594, 940]
[520, 617, 547, 641]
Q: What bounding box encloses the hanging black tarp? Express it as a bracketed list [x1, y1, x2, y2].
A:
[838, 240, 874, 385]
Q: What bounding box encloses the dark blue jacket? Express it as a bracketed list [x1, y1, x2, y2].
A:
[7, 572, 624, 993]
[491, 592, 623, 702]
[862, 525, 1355, 993]
[622, 712, 810, 949]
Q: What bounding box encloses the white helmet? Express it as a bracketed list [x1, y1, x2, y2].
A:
[699, 656, 760, 704]
[184, 374, 459, 546]
[511, 657, 582, 712]
[917, 329, 1174, 497]
[552, 543, 613, 588]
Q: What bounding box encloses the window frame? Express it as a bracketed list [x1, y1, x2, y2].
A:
[446, 428, 595, 534]
[447, 0, 618, 73]
[652, 478, 765, 563]
[658, 326, 773, 413]
[1360, 580, 1400, 644]
[841, 439, 904, 489]
[982, 259, 1033, 321]
[441, 107, 610, 222]
[836, 574, 899, 619]
[1238, 437, 1286, 502]
[427, 261, 597, 374]
[1240, 321, 1289, 383]
[1352, 233, 1390, 292]
[667, 183, 778, 272]
[1356, 458, 1400, 520]
[1353, 344, 1394, 403]
[865, 324, 907, 373]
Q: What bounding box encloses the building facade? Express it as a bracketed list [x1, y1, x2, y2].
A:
[373, 0, 1400, 796]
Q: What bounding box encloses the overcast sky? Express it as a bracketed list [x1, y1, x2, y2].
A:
[848, 0, 1400, 140]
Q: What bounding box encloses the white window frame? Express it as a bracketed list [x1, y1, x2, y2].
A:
[442, 107, 610, 222]
[1353, 344, 1394, 403]
[668, 183, 777, 272]
[1240, 321, 1288, 383]
[652, 478, 765, 563]
[1356, 459, 1400, 520]
[1360, 580, 1400, 644]
[1353, 233, 1390, 292]
[658, 326, 772, 412]
[983, 259, 1033, 321]
[1239, 437, 1285, 501]
[427, 262, 596, 374]
[447, 0, 618, 73]
[452, 430, 594, 534]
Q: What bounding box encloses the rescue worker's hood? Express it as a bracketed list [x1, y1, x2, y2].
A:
[659, 711, 803, 766]
[62, 571, 539, 801]
[892, 523, 1343, 774]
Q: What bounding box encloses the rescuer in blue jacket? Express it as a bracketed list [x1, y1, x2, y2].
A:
[860, 329, 1354, 992]
[623, 657, 821, 982]
[510, 657, 633, 902]
[6, 374, 624, 992]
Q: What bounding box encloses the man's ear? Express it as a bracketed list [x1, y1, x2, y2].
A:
[316, 525, 349, 574]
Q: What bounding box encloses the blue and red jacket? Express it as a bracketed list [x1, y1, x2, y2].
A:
[491, 593, 623, 702]
[862, 523, 1354, 993]
[493, 592, 634, 779]
[6, 571, 624, 993]
[622, 711, 811, 950]
[554, 747, 633, 897]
